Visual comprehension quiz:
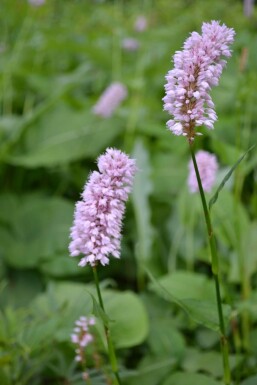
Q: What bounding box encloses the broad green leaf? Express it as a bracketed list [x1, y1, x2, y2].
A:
[0, 368, 11, 385]
[240, 375, 257, 385]
[7, 102, 123, 167]
[31, 282, 93, 343]
[104, 290, 149, 348]
[32, 282, 149, 348]
[125, 356, 175, 385]
[132, 139, 153, 264]
[209, 145, 255, 209]
[181, 299, 231, 332]
[149, 271, 231, 331]
[148, 318, 185, 360]
[162, 372, 223, 385]
[182, 347, 243, 378]
[157, 271, 216, 302]
[0, 194, 73, 269]
[0, 270, 43, 308]
[40, 255, 82, 277]
[0, 64, 91, 162]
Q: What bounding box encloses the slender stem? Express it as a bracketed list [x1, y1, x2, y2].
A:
[189, 142, 231, 385]
[92, 266, 122, 385]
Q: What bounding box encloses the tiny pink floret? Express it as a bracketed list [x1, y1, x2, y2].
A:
[69, 148, 136, 267]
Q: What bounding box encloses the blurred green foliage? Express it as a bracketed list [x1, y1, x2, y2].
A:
[0, 0, 257, 384]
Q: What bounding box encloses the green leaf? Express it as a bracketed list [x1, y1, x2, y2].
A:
[0, 194, 73, 269]
[182, 347, 243, 378]
[0, 368, 12, 385]
[209, 145, 255, 210]
[156, 271, 216, 301]
[0, 65, 91, 162]
[89, 293, 110, 327]
[149, 270, 231, 332]
[32, 282, 149, 349]
[148, 319, 185, 360]
[40, 255, 82, 277]
[125, 356, 175, 385]
[7, 102, 123, 167]
[104, 290, 149, 349]
[132, 139, 153, 264]
[240, 375, 257, 385]
[162, 372, 223, 385]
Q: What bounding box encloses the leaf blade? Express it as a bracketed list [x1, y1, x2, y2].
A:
[209, 145, 255, 210]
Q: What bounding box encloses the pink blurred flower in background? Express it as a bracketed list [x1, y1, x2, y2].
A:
[188, 150, 218, 193]
[122, 37, 140, 51]
[92, 82, 128, 118]
[134, 15, 147, 32]
[28, 0, 45, 6]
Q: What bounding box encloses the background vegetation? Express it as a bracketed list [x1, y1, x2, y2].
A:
[0, 0, 257, 384]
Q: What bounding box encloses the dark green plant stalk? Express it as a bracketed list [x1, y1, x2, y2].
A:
[189, 142, 231, 385]
[92, 266, 122, 385]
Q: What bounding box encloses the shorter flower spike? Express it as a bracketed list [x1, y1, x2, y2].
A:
[92, 82, 128, 118]
[69, 148, 136, 267]
[188, 150, 218, 193]
[71, 316, 95, 363]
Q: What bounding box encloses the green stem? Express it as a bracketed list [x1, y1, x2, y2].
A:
[92, 266, 122, 385]
[189, 142, 231, 385]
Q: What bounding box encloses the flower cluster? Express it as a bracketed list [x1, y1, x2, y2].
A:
[69, 148, 136, 267]
[163, 21, 235, 140]
[92, 82, 127, 118]
[71, 316, 95, 363]
[188, 150, 218, 193]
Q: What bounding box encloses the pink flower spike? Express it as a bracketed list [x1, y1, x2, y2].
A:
[163, 21, 235, 141]
[69, 148, 136, 267]
[188, 150, 218, 193]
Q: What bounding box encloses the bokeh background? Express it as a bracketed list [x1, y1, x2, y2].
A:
[0, 1, 257, 384]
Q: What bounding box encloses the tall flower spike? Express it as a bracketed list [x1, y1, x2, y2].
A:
[188, 150, 218, 193]
[69, 148, 136, 267]
[163, 21, 235, 141]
